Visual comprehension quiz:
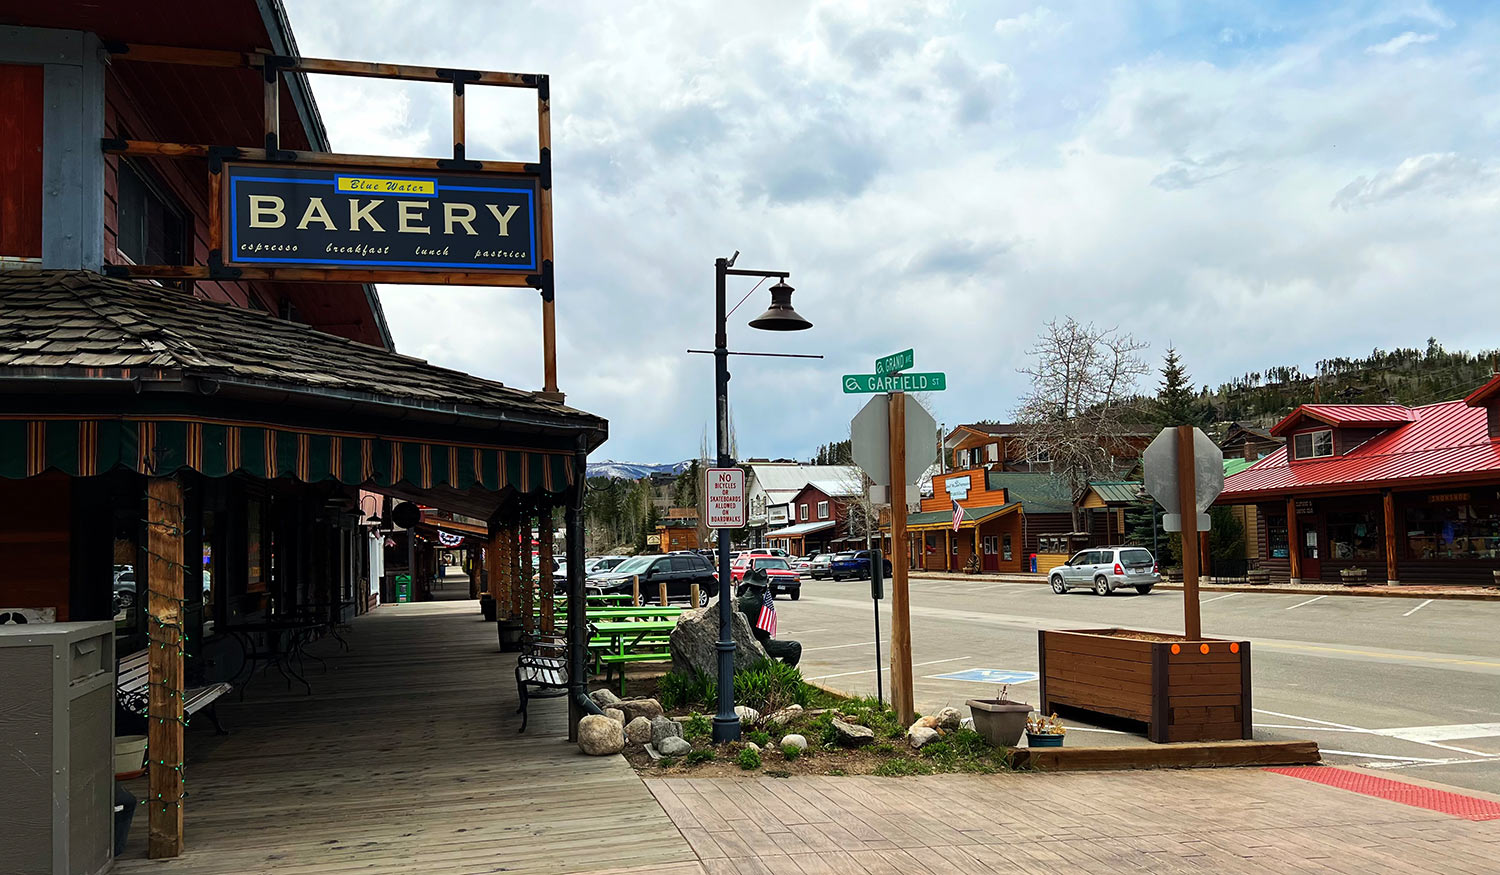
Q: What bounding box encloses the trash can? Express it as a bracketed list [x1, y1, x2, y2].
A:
[1029, 554, 1038, 573]
[395, 573, 412, 603]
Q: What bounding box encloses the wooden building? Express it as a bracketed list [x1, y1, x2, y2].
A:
[765, 479, 862, 555]
[943, 422, 1155, 473]
[1217, 385, 1500, 585]
[656, 507, 701, 552]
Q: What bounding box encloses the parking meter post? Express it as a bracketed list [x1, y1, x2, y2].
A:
[1176, 425, 1202, 640]
[870, 549, 884, 707]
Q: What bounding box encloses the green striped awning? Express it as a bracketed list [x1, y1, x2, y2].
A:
[0, 416, 571, 496]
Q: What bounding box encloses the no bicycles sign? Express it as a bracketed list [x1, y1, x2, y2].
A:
[705, 467, 746, 529]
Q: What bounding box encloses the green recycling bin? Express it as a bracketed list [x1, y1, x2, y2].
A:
[395, 573, 412, 603]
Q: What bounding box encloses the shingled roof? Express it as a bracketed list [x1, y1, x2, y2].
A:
[0, 270, 605, 438]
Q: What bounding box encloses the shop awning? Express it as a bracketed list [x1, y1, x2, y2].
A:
[765, 520, 836, 538]
[902, 502, 1018, 532]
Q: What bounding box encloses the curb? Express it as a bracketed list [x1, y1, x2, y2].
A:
[1010, 739, 1321, 772]
[908, 572, 1500, 601]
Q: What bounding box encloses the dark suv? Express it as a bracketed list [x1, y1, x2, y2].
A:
[589, 553, 718, 606]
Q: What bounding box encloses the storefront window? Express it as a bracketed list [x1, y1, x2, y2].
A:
[1327, 511, 1382, 561]
[1406, 496, 1500, 560]
[1266, 515, 1289, 559]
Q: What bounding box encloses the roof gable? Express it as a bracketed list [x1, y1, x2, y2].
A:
[1465, 374, 1500, 408]
[1270, 404, 1414, 437]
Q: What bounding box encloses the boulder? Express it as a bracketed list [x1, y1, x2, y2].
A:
[734, 705, 762, 725]
[577, 715, 624, 756]
[908, 726, 940, 750]
[670, 606, 769, 678]
[603, 708, 626, 725]
[781, 733, 808, 751]
[658, 736, 692, 757]
[650, 715, 683, 747]
[960, 717, 974, 730]
[590, 688, 623, 709]
[625, 717, 653, 746]
[910, 715, 941, 732]
[616, 698, 664, 724]
[767, 704, 805, 726]
[830, 717, 875, 747]
[936, 707, 962, 732]
[746, 742, 760, 753]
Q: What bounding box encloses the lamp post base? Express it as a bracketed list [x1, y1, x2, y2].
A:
[711, 715, 742, 743]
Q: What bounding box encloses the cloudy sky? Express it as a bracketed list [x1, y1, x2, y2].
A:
[284, 0, 1500, 464]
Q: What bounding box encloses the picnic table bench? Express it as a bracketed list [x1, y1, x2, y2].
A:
[590, 618, 678, 695]
[117, 649, 232, 735]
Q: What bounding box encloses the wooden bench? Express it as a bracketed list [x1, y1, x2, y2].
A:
[117, 650, 232, 735]
[515, 633, 570, 732]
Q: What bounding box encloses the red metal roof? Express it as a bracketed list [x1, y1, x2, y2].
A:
[1465, 374, 1500, 408]
[1269, 404, 1415, 437]
[1220, 399, 1500, 500]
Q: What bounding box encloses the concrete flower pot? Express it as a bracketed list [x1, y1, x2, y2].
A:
[967, 698, 1031, 747]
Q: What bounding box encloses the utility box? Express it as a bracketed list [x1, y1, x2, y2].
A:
[0, 622, 116, 875]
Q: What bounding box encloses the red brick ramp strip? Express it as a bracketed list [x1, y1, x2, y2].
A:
[1266, 766, 1500, 821]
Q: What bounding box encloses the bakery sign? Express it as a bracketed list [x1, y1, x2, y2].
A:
[222, 162, 539, 273]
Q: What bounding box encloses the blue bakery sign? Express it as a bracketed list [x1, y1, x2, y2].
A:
[223, 162, 539, 272]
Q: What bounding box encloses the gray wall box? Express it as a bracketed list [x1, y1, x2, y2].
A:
[0, 621, 116, 875]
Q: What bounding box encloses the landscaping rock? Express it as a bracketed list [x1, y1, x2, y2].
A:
[908, 726, 940, 750]
[650, 715, 683, 747]
[781, 733, 808, 751]
[910, 715, 941, 732]
[670, 606, 769, 678]
[767, 704, 804, 726]
[577, 715, 624, 756]
[616, 698, 665, 724]
[831, 717, 875, 747]
[735, 705, 761, 725]
[960, 717, 974, 730]
[936, 707, 962, 732]
[658, 736, 692, 757]
[603, 708, 626, 725]
[590, 688, 623, 709]
[625, 717, 653, 746]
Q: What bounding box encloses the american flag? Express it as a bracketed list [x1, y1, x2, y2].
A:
[952, 499, 964, 533]
[755, 588, 777, 637]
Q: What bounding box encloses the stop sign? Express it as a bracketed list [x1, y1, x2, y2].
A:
[1142, 427, 1224, 514]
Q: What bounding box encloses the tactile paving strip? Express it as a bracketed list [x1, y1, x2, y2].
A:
[1266, 766, 1500, 821]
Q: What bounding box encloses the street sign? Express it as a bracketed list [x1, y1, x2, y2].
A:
[850, 395, 937, 490]
[842, 372, 946, 394]
[1162, 512, 1211, 533]
[1142, 427, 1224, 514]
[875, 348, 914, 376]
[704, 467, 746, 528]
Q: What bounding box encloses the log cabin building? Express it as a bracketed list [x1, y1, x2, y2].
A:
[1217, 384, 1500, 586]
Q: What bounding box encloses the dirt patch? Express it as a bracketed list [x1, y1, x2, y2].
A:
[1101, 630, 1191, 642]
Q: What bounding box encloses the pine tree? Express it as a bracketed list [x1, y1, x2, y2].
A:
[1155, 347, 1207, 428]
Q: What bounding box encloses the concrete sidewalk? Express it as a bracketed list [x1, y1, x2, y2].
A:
[626, 767, 1500, 874]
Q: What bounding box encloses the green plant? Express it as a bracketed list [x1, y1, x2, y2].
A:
[683, 712, 712, 740]
[657, 757, 678, 769]
[765, 769, 791, 778]
[733, 660, 815, 713]
[736, 747, 762, 770]
[871, 743, 896, 755]
[746, 730, 771, 747]
[684, 749, 717, 765]
[781, 742, 801, 760]
[658, 670, 717, 710]
[827, 768, 847, 776]
[872, 757, 932, 777]
[917, 728, 1011, 773]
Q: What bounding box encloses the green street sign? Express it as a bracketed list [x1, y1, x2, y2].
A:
[842, 372, 947, 394]
[875, 348, 914, 376]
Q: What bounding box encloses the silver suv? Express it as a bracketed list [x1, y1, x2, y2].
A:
[1050, 546, 1159, 596]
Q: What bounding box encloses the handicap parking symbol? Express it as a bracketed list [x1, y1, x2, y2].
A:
[927, 668, 1039, 684]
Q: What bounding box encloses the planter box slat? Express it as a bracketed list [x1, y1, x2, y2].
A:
[1169, 693, 1243, 707]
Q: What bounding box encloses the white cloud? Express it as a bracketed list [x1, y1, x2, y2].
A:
[1366, 31, 1438, 55]
[994, 6, 1063, 39]
[1331, 153, 1493, 209]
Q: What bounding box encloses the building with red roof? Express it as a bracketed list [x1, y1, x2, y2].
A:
[1217, 375, 1500, 586]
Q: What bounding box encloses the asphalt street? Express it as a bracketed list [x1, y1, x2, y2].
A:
[777, 575, 1500, 795]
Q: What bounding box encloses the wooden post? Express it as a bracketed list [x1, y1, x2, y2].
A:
[520, 518, 535, 635]
[888, 391, 914, 725]
[1199, 531, 1211, 578]
[1175, 426, 1201, 641]
[690, 582, 700, 607]
[468, 547, 480, 599]
[451, 81, 465, 158]
[1382, 490, 1399, 586]
[537, 83, 559, 398]
[944, 527, 952, 573]
[538, 509, 555, 634]
[632, 575, 640, 607]
[973, 528, 981, 571]
[491, 527, 511, 619]
[1286, 497, 1302, 584]
[146, 477, 185, 859]
[659, 581, 668, 607]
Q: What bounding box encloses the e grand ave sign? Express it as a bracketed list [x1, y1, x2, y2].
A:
[223, 163, 540, 273]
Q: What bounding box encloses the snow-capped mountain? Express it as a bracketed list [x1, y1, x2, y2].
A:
[585, 459, 694, 480]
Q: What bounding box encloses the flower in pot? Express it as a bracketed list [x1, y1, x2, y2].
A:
[966, 684, 1031, 747]
[1025, 712, 1066, 747]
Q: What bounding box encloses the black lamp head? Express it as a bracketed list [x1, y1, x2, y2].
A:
[748, 279, 812, 331]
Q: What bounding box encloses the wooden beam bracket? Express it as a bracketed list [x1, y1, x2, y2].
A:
[533, 260, 554, 302]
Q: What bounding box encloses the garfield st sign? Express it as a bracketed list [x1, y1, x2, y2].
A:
[223, 163, 539, 272]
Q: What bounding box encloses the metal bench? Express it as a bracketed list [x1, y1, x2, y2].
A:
[515, 633, 570, 732]
[117, 649, 232, 735]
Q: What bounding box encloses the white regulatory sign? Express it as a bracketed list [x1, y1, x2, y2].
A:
[705, 467, 746, 528]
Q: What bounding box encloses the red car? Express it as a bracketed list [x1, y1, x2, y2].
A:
[730, 555, 802, 600]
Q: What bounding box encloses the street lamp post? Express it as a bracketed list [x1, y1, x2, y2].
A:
[711, 253, 811, 744]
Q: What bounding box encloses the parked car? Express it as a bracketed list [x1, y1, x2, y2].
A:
[1049, 546, 1159, 596]
[730, 555, 802, 600]
[828, 550, 891, 581]
[791, 555, 815, 574]
[589, 553, 718, 606]
[741, 547, 788, 559]
[585, 555, 630, 574]
[112, 566, 137, 612]
[807, 553, 834, 579]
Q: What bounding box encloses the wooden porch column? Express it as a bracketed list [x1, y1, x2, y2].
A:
[1383, 490, 1399, 586]
[468, 545, 481, 599]
[944, 528, 952, 572]
[1286, 497, 1301, 584]
[491, 526, 511, 620]
[146, 477, 185, 859]
[973, 527, 980, 570]
[519, 517, 535, 635]
[538, 508, 555, 635]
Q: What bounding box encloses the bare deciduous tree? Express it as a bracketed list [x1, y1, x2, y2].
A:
[1015, 317, 1150, 530]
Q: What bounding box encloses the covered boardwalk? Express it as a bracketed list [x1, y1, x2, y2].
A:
[114, 598, 695, 875]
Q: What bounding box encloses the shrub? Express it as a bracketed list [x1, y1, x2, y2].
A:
[827, 768, 847, 776]
[746, 730, 771, 747]
[661, 661, 818, 715]
[683, 712, 712, 740]
[658, 757, 678, 769]
[659, 670, 716, 710]
[737, 747, 762, 770]
[781, 743, 801, 761]
[872, 757, 932, 777]
[684, 749, 717, 765]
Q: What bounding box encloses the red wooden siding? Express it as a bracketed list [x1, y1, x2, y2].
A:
[0, 64, 44, 259]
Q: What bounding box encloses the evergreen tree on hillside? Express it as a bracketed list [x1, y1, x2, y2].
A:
[1155, 347, 1208, 428]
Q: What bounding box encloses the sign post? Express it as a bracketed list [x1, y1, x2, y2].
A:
[1143, 426, 1224, 640]
[888, 390, 914, 724]
[870, 549, 885, 707]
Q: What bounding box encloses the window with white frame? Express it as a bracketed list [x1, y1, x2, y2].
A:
[985, 442, 999, 462]
[817, 501, 829, 519]
[958, 449, 971, 467]
[800, 503, 809, 521]
[1293, 429, 1334, 460]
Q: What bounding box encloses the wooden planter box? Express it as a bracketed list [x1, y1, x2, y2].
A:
[1038, 628, 1251, 744]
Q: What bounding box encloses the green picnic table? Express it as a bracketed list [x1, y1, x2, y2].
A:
[590, 618, 678, 695]
[585, 606, 684, 620]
